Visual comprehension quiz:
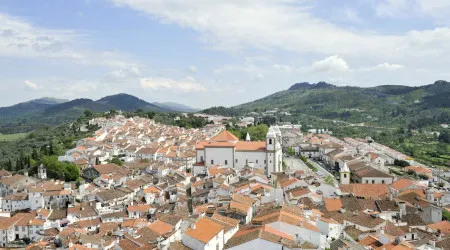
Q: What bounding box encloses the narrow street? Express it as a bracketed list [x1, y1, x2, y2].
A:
[284, 157, 336, 183]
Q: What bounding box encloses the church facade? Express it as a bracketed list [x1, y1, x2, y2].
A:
[195, 126, 283, 176]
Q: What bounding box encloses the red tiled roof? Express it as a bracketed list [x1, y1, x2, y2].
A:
[211, 131, 239, 142]
[324, 198, 343, 212]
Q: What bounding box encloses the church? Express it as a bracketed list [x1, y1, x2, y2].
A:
[195, 126, 283, 176]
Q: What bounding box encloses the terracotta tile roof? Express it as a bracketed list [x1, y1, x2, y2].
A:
[280, 178, 301, 188]
[118, 238, 141, 250]
[354, 166, 393, 178]
[185, 217, 225, 243]
[339, 184, 389, 199]
[230, 200, 251, 214]
[405, 166, 432, 173]
[203, 141, 235, 148]
[288, 187, 310, 198]
[324, 198, 343, 212]
[127, 204, 152, 213]
[225, 225, 312, 249]
[143, 186, 161, 194]
[212, 213, 240, 228]
[147, 220, 174, 235]
[428, 220, 450, 235]
[169, 241, 191, 250]
[391, 179, 415, 191]
[232, 193, 256, 205]
[385, 221, 405, 237]
[359, 235, 383, 248]
[77, 218, 101, 228]
[211, 131, 239, 142]
[398, 189, 425, 198]
[93, 163, 130, 175]
[235, 141, 266, 151]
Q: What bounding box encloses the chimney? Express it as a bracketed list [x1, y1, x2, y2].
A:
[399, 202, 406, 218]
[429, 240, 436, 247]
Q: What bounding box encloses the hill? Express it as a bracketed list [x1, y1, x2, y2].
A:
[0, 94, 173, 134]
[204, 80, 450, 128]
[153, 102, 200, 113]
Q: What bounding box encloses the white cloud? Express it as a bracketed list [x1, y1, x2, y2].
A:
[375, 0, 450, 23]
[0, 13, 140, 70]
[140, 76, 207, 92]
[24, 80, 39, 90]
[343, 7, 362, 23]
[189, 65, 197, 73]
[375, 0, 411, 17]
[360, 63, 405, 72]
[273, 64, 293, 73]
[106, 66, 142, 82]
[311, 55, 349, 73]
[109, 0, 450, 64]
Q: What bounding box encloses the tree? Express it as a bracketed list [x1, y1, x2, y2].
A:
[109, 157, 123, 166]
[83, 109, 93, 117]
[394, 159, 410, 167]
[287, 147, 295, 156]
[324, 175, 336, 186]
[439, 131, 450, 143]
[40, 155, 80, 181]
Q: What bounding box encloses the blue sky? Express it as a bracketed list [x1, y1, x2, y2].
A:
[1, 0, 450, 108]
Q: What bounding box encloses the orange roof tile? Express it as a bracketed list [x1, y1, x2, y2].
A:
[185, 217, 225, 243]
[324, 198, 343, 212]
[391, 179, 415, 191]
[211, 131, 239, 142]
[235, 141, 266, 151]
[428, 220, 450, 235]
[127, 204, 152, 212]
[230, 200, 251, 214]
[147, 220, 174, 235]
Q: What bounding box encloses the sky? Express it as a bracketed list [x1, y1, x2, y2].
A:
[1, 0, 450, 108]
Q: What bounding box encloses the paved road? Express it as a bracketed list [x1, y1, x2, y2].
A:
[284, 157, 313, 174]
[307, 159, 336, 179]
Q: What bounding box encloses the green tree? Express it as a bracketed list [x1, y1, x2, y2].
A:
[41, 155, 80, 181]
[439, 131, 450, 143]
[83, 109, 93, 117]
[287, 147, 295, 156]
[324, 175, 336, 186]
[109, 157, 124, 166]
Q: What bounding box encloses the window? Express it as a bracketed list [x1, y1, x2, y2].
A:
[211, 160, 214, 164]
[225, 160, 228, 165]
[366, 180, 369, 184]
[343, 173, 347, 178]
[235, 159, 238, 163]
[264, 160, 267, 164]
[269, 139, 273, 144]
[372, 180, 375, 184]
[256, 160, 258, 164]
[200, 156, 204, 162]
[382, 180, 385, 184]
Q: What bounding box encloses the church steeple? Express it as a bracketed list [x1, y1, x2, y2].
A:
[340, 162, 350, 184]
[245, 132, 251, 142]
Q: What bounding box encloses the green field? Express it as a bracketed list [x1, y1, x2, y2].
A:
[0, 133, 28, 141]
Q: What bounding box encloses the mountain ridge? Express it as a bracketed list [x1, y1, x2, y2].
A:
[0, 93, 197, 134]
[203, 80, 450, 128]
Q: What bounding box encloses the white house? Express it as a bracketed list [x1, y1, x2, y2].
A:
[182, 217, 225, 250]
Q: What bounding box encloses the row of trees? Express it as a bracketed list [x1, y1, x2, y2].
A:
[228, 124, 269, 141]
